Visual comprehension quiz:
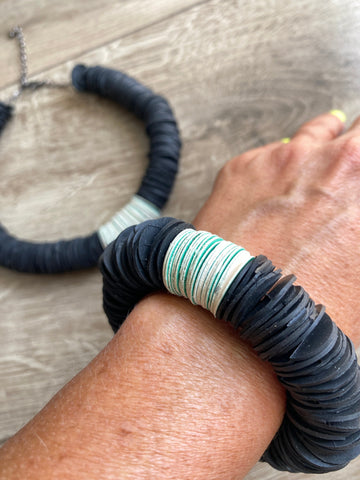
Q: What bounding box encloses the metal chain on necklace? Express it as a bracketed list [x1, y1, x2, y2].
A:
[8, 25, 71, 103]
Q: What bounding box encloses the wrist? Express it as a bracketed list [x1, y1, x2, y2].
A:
[120, 292, 286, 479]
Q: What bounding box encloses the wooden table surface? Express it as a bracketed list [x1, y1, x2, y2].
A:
[1, 1, 360, 478]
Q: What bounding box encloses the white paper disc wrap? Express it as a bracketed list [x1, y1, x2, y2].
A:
[98, 195, 161, 247]
[163, 228, 254, 316]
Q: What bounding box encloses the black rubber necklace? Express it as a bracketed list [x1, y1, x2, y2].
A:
[0, 26, 181, 274]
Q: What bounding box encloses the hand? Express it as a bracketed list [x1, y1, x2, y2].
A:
[194, 111, 360, 343]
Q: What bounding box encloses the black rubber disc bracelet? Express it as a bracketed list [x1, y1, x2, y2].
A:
[99, 217, 360, 474]
[0, 65, 181, 274]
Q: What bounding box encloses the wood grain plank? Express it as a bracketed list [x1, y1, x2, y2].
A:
[1, 1, 360, 478]
[0, 0, 207, 89]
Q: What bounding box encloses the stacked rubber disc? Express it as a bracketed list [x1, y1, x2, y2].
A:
[100, 217, 360, 474]
[0, 66, 181, 273]
[72, 65, 181, 210]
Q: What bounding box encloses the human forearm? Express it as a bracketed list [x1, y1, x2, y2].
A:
[0, 293, 285, 480]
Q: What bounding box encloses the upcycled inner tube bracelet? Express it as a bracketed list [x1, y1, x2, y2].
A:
[100, 217, 360, 474]
[0, 63, 181, 273]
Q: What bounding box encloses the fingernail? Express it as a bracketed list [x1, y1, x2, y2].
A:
[329, 109, 347, 123]
[281, 137, 291, 144]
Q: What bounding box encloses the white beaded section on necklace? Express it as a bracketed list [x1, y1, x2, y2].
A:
[162, 228, 254, 316]
[98, 195, 161, 247]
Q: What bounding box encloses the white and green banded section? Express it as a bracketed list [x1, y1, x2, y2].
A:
[163, 228, 254, 316]
[98, 195, 161, 247]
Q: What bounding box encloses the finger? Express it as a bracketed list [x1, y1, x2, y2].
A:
[240, 140, 283, 162]
[346, 114, 360, 133]
[291, 110, 346, 144]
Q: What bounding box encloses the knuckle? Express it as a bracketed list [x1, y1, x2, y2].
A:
[274, 142, 308, 165]
[299, 125, 318, 141]
[219, 154, 247, 178]
[338, 137, 360, 167]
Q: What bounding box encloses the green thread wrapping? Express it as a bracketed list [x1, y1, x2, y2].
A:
[163, 229, 254, 314]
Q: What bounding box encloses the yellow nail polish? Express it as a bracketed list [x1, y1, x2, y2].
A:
[281, 137, 291, 144]
[329, 109, 347, 123]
